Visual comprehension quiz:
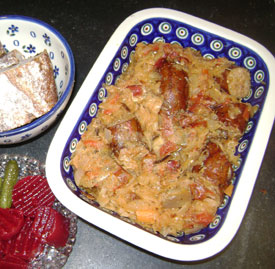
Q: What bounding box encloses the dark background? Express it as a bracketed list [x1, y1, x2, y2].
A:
[1, 0, 274, 268]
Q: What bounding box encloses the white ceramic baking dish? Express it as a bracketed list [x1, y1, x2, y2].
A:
[46, 8, 275, 261]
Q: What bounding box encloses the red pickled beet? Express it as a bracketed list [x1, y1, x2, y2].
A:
[0, 208, 24, 240]
[0, 239, 4, 257]
[12, 175, 55, 217]
[5, 217, 43, 261]
[0, 254, 28, 269]
[32, 206, 69, 248]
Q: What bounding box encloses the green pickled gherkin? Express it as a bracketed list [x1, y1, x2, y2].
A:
[0, 177, 3, 192]
[0, 160, 19, 208]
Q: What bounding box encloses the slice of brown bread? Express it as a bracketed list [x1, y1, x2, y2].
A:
[0, 49, 25, 70]
[0, 49, 58, 132]
[0, 42, 6, 57]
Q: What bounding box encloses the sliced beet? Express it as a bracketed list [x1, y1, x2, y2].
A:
[12, 175, 55, 217]
[0, 254, 28, 269]
[0, 208, 24, 240]
[32, 206, 69, 248]
[3, 217, 43, 262]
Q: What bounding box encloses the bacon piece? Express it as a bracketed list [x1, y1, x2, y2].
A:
[214, 102, 250, 133]
[167, 160, 181, 172]
[113, 167, 131, 189]
[158, 61, 189, 115]
[154, 57, 166, 69]
[126, 85, 143, 97]
[187, 92, 216, 113]
[159, 141, 178, 159]
[190, 182, 216, 200]
[194, 212, 214, 226]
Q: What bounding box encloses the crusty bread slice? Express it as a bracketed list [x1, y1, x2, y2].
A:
[0, 42, 6, 57]
[0, 49, 25, 70]
[0, 49, 58, 132]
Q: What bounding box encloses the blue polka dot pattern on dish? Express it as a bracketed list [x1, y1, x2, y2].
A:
[129, 50, 135, 62]
[61, 16, 270, 246]
[158, 22, 172, 34]
[79, 194, 91, 203]
[243, 88, 253, 101]
[245, 121, 254, 133]
[238, 139, 249, 153]
[89, 103, 97, 117]
[129, 33, 138, 47]
[105, 72, 113, 85]
[121, 46, 128, 59]
[233, 158, 242, 171]
[78, 121, 87, 135]
[113, 58, 121, 72]
[63, 156, 71, 173]
[191, 33, 205, 45]
[69, 138, 78, 153]
[170, 40, 181, 46]
[189, 234, 206, 242]
[203, 53, 215, 59]
[166, 235, 180, 243]
[244, 56, 257, 70]
[98, 87, 106, 101]
[153, 36, 165, 43]
[254, 70, 265, 83]
[176, 27, 189, 39]
[210, 40, 223, 52]
[209, 215, 221, 229]
[141, 23, 153, 36]
[122, 62, 128, 73]
[219, 195, 230, 209]
[66, 178, 77, 191]
[254, 86, 264, 99]
[228, 47, 242, 59]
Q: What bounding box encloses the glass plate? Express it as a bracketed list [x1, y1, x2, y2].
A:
[0, 154, 77, 268]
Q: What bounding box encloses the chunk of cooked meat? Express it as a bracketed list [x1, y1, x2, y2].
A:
[158, 61, 189, 115]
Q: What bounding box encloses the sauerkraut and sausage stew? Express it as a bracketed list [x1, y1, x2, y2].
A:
[70, 42, 256, 236]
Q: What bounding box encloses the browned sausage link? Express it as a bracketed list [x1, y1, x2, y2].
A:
[203, 142, 232, 190]
[158, 61, 189, 115]
[108, 118, 142, 157]
[214, 102, 250, 133]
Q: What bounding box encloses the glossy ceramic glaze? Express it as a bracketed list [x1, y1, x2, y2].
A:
[0, 15, 75, 144]
[46, 8, 275, 261]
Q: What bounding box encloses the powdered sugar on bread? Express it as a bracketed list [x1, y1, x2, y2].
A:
[0, 49, 58, 132]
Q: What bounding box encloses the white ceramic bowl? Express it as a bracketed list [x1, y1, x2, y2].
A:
[46, 8, 275, 261]
[0, 15, 75, 144]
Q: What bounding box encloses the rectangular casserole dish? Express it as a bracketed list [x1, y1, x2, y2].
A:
[46, 8, 275, 261]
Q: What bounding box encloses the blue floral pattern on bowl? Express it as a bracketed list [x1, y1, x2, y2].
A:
[61, 17, 268, 244]
[0, 15, 75, 144]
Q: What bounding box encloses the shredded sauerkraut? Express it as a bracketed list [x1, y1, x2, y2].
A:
[70, 42, 255, 236]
